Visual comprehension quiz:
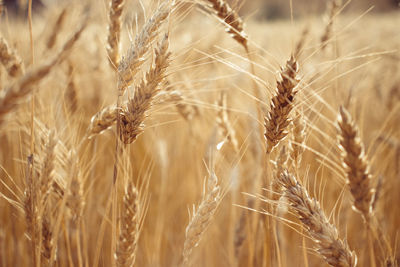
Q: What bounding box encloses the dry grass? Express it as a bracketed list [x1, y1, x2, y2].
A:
[0, 0, 399, 266]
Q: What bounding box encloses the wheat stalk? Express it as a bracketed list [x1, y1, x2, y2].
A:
[271, 146, 289, 202]
[277, 171, 357, 267]
[265, 56, 299, 154]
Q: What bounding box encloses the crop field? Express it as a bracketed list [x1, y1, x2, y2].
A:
[0, 0, 399, 266]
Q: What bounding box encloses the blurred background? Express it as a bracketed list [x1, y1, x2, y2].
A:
[3, 0, 400, 20]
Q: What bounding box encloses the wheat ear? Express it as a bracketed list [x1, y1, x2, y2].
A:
[278, 171, 357, 267]
[216, 91, 239, 151]
[41, 213, 52, 263]
[265, 56, 299, 154]
[119, 34, 171, 144]
[118, 1, 171, 92]
[46, 7, 67, 49]
[107, 0, 125, 67]
[66, 150, 84, 229]
[116, 181, 139, 267]
[39, 131, 57, 206]
[88, 105, 118, 137]
[181, 171, 221, 266]
[204, 0, 248, 49]
[65, 64, 78, 113]
[24, 157, 40, 266]
[294, 26, 309, 59]
[0, 21, 86, 126]
[290, 111, 306, 167]
[167, 90, 197, 120]
[337, 106, 374, 221]
[321, 0, 341, 50]
[0, 36, 25, 77]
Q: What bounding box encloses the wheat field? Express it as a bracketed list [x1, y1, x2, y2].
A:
[0, 0, 399, 266]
